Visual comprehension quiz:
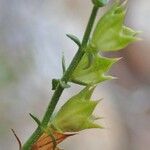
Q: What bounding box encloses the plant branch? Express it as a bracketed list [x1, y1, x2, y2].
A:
[22, 5, 99, 150]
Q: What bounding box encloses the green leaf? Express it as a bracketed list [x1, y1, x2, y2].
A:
[29, 113, 41, 126]
[89, 1, 140, 52]
[51, 86, 101, 132]
[66, 34, 81, 47]
[70, 53, 118, 86]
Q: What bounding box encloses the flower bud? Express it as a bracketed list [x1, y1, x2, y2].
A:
[92, 0, 108, 7]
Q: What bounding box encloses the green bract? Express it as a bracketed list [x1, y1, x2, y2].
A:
[51, 87, 102, 132]
[70, 53, 118, 86]
[88, 1, 139, 52]
[92, 0, 108, 7]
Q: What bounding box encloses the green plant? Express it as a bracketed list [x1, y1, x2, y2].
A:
[15, 0, 139, 149]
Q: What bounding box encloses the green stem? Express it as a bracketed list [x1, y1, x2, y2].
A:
[22, 6, 99, 150]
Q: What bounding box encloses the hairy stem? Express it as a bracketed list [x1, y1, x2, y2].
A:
[22, 5, 99, 150]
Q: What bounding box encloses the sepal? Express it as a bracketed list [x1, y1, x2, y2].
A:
[89, 1, 140, 52]
[70, 53, 119, 85]
[51, 87, 101, 132]
[31, 130, 74, 150]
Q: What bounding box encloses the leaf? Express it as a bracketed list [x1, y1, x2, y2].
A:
[88, 1, 140, 52]
[51, 87, 102, 132]
[66, 34, 81, 47]
[31, 131, 74, 150]
[29, 113, 41, 126]
[70, 53, 118, 86]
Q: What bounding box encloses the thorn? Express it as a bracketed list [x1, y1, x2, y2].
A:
[11, 129, 22, 150]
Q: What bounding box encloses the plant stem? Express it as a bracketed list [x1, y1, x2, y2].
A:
[22, 5, 99, 150]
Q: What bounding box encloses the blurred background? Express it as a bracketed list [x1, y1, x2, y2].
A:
[0, 0, 150, 150]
